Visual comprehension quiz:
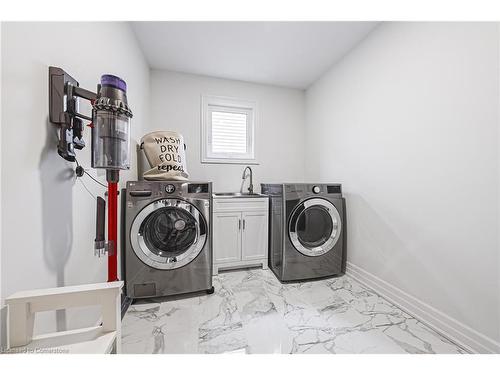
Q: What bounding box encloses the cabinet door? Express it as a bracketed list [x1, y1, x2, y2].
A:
[213, 212, 242, 263]
[241, 211, 268, 261]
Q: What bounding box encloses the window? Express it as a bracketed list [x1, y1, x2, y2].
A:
[201, 95, 257, 164]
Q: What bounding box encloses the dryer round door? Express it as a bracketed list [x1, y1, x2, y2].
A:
[130, 199, 207, 270]
[288, 198, 342, 257]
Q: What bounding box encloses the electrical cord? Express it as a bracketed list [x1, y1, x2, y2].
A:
[75, 157, 107, 188]
[84, 170, 107, 188]
[77, 178, 98, 200]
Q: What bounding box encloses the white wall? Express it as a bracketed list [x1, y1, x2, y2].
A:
[305, 22, 500, 351]
[1, 22, 150, 335]
[149, 70, 305, 192]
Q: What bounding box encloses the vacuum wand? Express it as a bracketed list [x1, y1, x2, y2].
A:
[105, 170, 121, 283]
[107, 181, 119, 281]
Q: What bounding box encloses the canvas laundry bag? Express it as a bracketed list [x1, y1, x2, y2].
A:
[140, 130, 189, 181]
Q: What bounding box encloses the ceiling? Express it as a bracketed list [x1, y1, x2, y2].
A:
[131, 22, 379, 89]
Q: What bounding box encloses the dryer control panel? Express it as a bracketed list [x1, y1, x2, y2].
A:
[283, 183, 342, 197]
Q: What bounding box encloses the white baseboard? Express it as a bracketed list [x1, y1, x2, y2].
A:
[346, 261, 500, 354]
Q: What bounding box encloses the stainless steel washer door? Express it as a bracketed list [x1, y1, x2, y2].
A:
[288, 198, 341, 257]
[130, 199, 207, 270]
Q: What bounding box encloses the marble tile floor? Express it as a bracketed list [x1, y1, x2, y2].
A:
[122, 268, 466, 354]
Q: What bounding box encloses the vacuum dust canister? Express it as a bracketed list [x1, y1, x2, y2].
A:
[91, 74, 133, 171]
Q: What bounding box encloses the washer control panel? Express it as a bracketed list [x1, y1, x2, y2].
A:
[127, 181, 212, 202]
[165, 184, 176, 194]
[188, 183, 209, 194]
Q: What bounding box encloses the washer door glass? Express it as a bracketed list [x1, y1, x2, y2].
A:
[130, 199, 207, 270]
[289, 198, 341, 257]
[141, 207, 197, 258]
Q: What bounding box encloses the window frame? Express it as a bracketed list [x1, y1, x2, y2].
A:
[201, 95, 258, 165]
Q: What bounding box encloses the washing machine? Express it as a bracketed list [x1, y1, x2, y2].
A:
[261, 183, 346, 282]
[122, 180, 213, 299]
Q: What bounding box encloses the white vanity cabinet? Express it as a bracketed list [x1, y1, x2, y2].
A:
[212, 196, 269, 275]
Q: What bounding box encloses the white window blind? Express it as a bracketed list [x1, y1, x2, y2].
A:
[201, 95, 257, 164]
[210, 110, 248, 154]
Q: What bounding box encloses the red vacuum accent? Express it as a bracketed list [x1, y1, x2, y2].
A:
[107, 181, 118, 282]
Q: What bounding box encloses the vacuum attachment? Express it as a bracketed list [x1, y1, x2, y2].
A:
[94, 196, 106, 257]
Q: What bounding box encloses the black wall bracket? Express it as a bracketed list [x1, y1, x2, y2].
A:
[48, 66, 97, 162]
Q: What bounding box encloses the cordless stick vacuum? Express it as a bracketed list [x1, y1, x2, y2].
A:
[49, 67, 133, 282]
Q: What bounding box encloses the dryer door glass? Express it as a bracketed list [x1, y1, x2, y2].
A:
[130, 199, 208, 270]
[289, 198, 342, 257]
[296, 206, 333, 248]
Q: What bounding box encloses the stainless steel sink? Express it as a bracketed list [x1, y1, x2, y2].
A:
[214, 192, 265, 198]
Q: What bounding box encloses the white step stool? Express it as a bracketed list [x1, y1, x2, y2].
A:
[5, 281, 123, 354]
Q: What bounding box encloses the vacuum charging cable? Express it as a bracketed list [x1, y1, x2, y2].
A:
[75, 159, 107, 188]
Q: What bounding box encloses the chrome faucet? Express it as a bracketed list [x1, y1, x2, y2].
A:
[241, 166, 253, 194]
